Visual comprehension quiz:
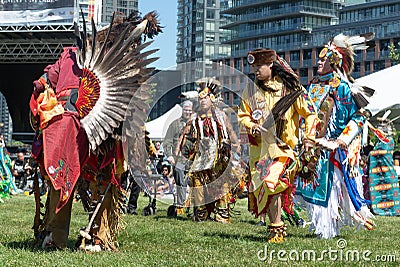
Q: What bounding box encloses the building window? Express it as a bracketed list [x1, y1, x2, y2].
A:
[374, 60, 385, 71]
[206, 33, 215, 42]
[380, 39, 390, 52]
[224, 91, 230, 102]
[233, 93, 240, 106]
[234, 58, 241, 69]
[205, 45, 215, 57]
[206, 10, 215, 19]
[354, 63, 360, 73]
[207, 0, 216, 7]
[303, 49, 312, 60]
[299, 68, 307, 77]
[365, 62, 370, 72]
[206, 22, 215, 31]
[290, 51, 300, 61]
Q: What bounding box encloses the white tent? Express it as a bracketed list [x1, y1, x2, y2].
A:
[145, 104, 182, 140]
[356, 64, 400, 116]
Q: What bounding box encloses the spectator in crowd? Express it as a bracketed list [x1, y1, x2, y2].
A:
[156, 164, 175, 197]
[163, 100, 194, 212]
[0, 135, 14, 200]
[121, 170, 141, 215]
[12, 152, 29, 191]
[360, 155, 370, 201]
[154, 142, 166, 173]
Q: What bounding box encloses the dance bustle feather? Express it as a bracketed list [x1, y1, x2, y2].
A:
[74, 11, 162, 154]
[330, 32, 375, 108]
[196, 77, 222, 102]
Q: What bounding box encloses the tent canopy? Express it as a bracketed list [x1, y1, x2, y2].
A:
[356, 64, 400, 130]
[356, 64, 400, 116]
[145, 104, 182, 141]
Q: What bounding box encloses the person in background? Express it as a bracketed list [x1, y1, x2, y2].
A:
[12, 151, 29, 191]
[121, 169, 140, 215]
[163, 100, 193, 213]
[360, 155, 370, 201]
[154, 141, 166, 174]
[0, 135, 15, 200]
[156, 164, 175, 197]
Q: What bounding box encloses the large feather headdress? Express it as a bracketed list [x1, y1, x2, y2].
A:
[319, 32, 375, 108]
[319, 32, 374, 77]
[73, 11, 162, 152]
[196, 77, 222, 103]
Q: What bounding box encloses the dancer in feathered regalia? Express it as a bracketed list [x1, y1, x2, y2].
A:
[296, 33, 376, 239]
[29, 11, 161, 251]
[0, 135, 13, 201]
[176, 78, 241, 223]
[368, 113, 400, 216]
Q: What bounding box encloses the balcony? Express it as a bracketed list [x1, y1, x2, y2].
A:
[352, 72, 361, 79]
[290, 60, 300, 68]
[230, 5, 336, 25]
[340, 11, 400, 25]
[301, 5, 337, 17]
[222, 0, 281, 13]
[365, 52, 375, 60]
[300, 76, 309, 86]
[230, 24, 304, 40]
[303, 58, 313, 66]
[229, 42, 305, 57]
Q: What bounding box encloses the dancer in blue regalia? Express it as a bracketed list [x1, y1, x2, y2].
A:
[296, 33, 376, 238]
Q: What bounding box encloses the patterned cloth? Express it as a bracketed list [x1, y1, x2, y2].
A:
[297, 72, 366, 205]
[369, 137, 400, 216]
[0, 148, 13, 200]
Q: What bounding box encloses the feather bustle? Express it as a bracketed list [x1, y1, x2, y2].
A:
[76, 11, 162, 152]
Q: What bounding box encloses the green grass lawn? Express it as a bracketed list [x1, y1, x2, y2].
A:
[0, 194, 399, 267]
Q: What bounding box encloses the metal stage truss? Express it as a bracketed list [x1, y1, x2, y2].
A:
[0, 24, 75, 64]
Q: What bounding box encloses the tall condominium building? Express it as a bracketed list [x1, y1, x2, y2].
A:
[218, 0, 344, 103]
[218, 0, 400, 106]
[177, 0, 231, 90]
[311, 0, 400, 78]
[0, 92, 12, 146]
[101, 0, 138, 22]
[77, 0, 138, 26]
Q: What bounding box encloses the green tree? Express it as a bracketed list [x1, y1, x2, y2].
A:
[389, 42, 400, 64]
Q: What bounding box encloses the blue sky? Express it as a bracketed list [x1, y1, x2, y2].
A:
[139, 1, 177, 70]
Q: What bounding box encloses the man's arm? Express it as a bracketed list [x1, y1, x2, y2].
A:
[174, 121, 193, 158]
[294, 89, 318, 142]
[222, 112, 241, 153]
[163, 119, 179, 157]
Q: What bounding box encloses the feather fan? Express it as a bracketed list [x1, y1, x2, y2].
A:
[74, 10, 162, 168]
